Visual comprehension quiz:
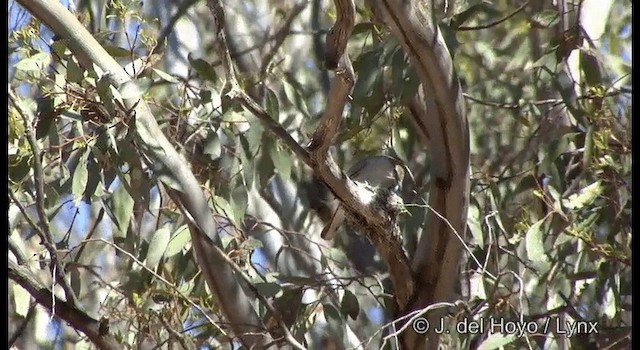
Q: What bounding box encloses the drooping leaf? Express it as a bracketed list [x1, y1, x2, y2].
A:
[145, 226, 171, 270]
[254, 282, 281, 298]
[203, 132, 222, 159]
[165, 225, 191, 258]
[341, 289, 360, 320]
[530, 9, 560, 28]
[268, 141, 292, 180]
[111, 178, 134, 238]
[563, 181, 602, 210]
[525, 218, 552, 273]
[231, 185, 248, 225]
[72, 148, 89, 205]
[103, 45, 131, 57]
[13, 52, 50, 72]
[67, 57, 84, 83]
[188, 55, 217, 82]
[152, 68, 180, 84]
[12, 283, 30, 317]
[213, 195, 234, 224]
[265, 88, 280, 121]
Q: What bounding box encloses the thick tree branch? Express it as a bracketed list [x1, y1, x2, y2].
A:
[365, 0, 470, 348]
[324, 0, 355, 69]
[9, 259, 120, 350]
[15, 0, 275, 348]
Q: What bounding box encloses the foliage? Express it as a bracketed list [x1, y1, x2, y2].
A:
[8, 0, 631, 349]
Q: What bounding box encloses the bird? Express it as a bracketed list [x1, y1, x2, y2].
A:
[321, 155, 404, 240]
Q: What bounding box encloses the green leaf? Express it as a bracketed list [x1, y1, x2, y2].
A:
[255, 282, 281, 298]
[111, 179, 134, 237]
[35, 97, 55, 140]
[12, 283, 30, 317]
[477, 333, 517, 350]
[391, 49, 420, 102]
[579, 49, 603, 87]
[152, 68, 180, 84]
[203, 132, 222, 159]
[268, 141, 292, 180]
[14, 52, 50, 72]
[213, 195, 234, 224]
[467, 202, 484, 246]
[231, 186, 248, 225]
[351, 22, 375, 36]
[352, 49, 383, 105]
[525, 218, 552, 273]
[563, 181, 602, 209]
[530, 9, 559, 28]
[265, 88, 280, 122]
[341, 289, 360, 320]
[8, 154, 32, 184]
[145, 226, 171, 270]
[119, 77, 151, 100]
[451, 2, 495, 25]
[583, 125, 594, 171]
[83, 154, 101, 202]
[323, 302, 342, 325]
[200, 89, 212, 104]
[188, 55, 217, 82]
[67, 57, 84, 83]
[178, 276, 196, 295]
[103, 45, 131, 57]
[72, 149, 89, 205]
[165, 225, 191, 258]
[70, 268, 82, 297]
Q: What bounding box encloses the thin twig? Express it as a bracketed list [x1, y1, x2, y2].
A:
[71, 207, 106, 264]
[456, 1, 529, 31]
[259, 2, 309, 76]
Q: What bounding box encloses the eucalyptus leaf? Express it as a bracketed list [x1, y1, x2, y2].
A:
[72, 149, 89, 205]
[341, 289, 360, 320]
[111, 179, 134, 238]
[165, 225, 191, 258]
[525, 218, 552, 273]
[231, 186, 248, 225]
[12, 283, 30, 317]
[145, 227, 171, 270]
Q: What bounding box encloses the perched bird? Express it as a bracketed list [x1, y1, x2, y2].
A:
[321, 155, 404, 240]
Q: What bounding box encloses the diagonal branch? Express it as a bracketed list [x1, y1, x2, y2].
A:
[9, 259, 120, 350]
[259, 2, 309, 76]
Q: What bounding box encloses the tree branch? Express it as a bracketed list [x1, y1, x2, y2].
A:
[324, 0, 355, 69]
[9, 259, 120, 350]
[365, 0, 470, 348]
[207, 0, 416, 316]
[15, 0, 275, 348]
